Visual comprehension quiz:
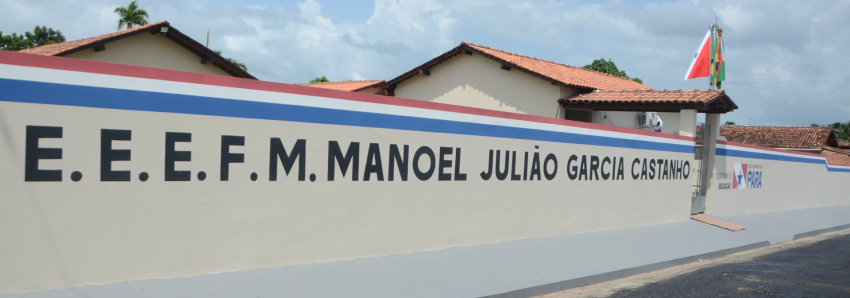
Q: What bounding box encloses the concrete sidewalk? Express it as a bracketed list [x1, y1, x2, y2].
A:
[5, 205, 850, 298]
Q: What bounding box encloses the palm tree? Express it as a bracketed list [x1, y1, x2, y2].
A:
[114, 1, 149, 30]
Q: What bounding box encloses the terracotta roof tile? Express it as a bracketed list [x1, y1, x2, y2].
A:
[298, 80, 385, 92]
[716, 126, 835, 149]
[385, 42, 650, 93]
[563, 89, 723, 104]
[838, 140, 850, 149]
[822, 146, 850, 165]
[20, 21, 168, 56]
[464, 42, 651, 91]
[559, 89, 737, 113]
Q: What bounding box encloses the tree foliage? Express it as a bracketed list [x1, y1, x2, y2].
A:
[114, 1, 149, 30]
[214, 50, 248, 71]
[310, 76, 329, 83]
[724, 121, 736, 125]
[582, 58, 643, 85]
[0, 26, 66, 51]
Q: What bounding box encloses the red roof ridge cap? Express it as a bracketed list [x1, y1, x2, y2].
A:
[297, 79, 385, 85]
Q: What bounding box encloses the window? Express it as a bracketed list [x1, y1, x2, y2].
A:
[563, 109, 592, 123]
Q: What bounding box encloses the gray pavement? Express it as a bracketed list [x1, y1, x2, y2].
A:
[612, 232, 850, 297]
[4, 205, 850, 298]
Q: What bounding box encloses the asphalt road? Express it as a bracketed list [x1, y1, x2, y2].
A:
[611, 234, 850, 297]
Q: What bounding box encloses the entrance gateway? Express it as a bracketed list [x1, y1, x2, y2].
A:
[691, 124, 712, 214]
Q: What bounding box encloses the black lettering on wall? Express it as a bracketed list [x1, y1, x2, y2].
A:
[567, 154, 578, 180]
[495, 150, 509, 180]
[523, 152, 529, 181]
[530, 152, 542, 180]
[413, 146, 435, 181]
[24, 125, 62, 182]
[662, 160, 669, 180]
[640, 158, 648, 180]
[269, 138, 306, 181]
[648, 159, 656, 180]
[438, 147, 453, 181]
[601, 157, 611, 180]
[631, 158, 640, 180]
[683, 161, 691, 179]
[454, 148, 467, 181]
[543, 153, 557, 180]
[590, 155, 600, 180]
[165, 132, 191, 181]
[616, 157, 625, 180]
[220, 135, 245, 181]
[510, 151, 521, 181]
[327, 141, 359, 181]
[480, 150, 494, 180]
[676, 160, 683, 179]
[100, 129, 131, 181]
[364, 143, 384, 181]
[578, 155, 588, 180]
[389, 144, 408, 181]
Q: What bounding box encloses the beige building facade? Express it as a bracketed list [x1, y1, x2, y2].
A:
[385, 42, 736, 139]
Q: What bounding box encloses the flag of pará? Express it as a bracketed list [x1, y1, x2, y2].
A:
[683, 26, 713, 81]
[684, 24, 726, 88]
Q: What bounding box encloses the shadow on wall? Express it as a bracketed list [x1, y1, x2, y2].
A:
[432, 85, 526, 114]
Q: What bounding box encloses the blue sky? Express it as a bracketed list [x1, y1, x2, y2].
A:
[2, 0, 849, 126]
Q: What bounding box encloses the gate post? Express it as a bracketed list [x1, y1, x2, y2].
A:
[703, 113, 721, 214]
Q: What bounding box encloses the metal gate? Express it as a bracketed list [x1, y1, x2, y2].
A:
[691, 124, 712, 214]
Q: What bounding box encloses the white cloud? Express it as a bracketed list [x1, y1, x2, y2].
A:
[0, 0, 847, 125]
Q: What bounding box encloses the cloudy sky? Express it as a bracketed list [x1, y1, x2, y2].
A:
[2, 0, 848, 126]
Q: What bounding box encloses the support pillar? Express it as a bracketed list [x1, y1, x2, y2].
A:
[703, 113, 721, 214]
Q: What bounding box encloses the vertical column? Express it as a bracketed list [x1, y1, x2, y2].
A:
[678, 109, 697, 137]
[703, 113, 721, 214]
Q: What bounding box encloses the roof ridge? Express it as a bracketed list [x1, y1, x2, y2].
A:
[22, 21, 168, 53]
[723, 125, 832, 128]
[299, 79, 384, 85]
[462, 41, 640, 83]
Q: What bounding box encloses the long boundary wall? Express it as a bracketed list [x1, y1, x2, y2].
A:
[0, 52, 699, 293]
[708, 140, 850, 216]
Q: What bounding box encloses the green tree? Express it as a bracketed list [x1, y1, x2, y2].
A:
[582, 58, 643, 85]
[1, 26, 65, 51]
[214, 50, 248, 71]
[0, 32, 28, 51]
[26, 26, 66, 47]
[724, 121, 736, 125]
[114, 1, 149, 30]
[830, 121, 850, 141]
[310, 76, 329, 83]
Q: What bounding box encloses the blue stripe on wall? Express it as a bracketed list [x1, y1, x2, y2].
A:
[1, 78, 694, 153]
[717, 148, 850, 172]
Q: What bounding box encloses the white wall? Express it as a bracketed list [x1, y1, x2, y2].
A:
[0, 61, 697, 294]
[393, 53, 567, 118]
[66, 33, 232, 77]
[708, 142, 850, 216]
[591, 111, 682, 135]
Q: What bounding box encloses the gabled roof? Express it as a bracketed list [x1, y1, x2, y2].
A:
[298, 80, 385, 92]
[717, 126, 837, 149]
[20, 21, 255, 79]
[384, 41, 649, 94]
[559, 89, 737, 113]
